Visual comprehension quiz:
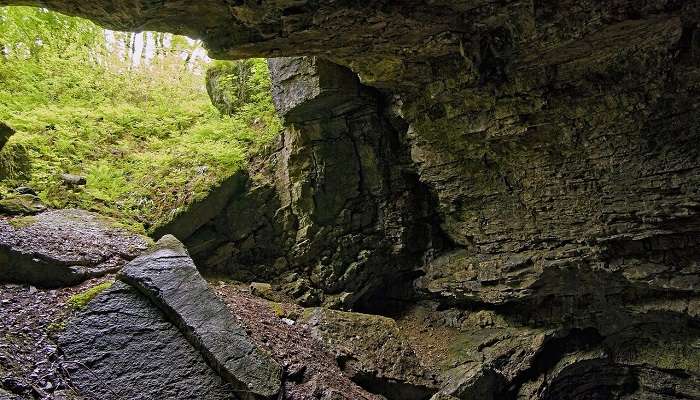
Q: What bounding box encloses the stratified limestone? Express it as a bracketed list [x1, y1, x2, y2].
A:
[174, 56, 443, 310]
[119, 235, 282, 400]
[0, 209, 149, 287]
[59, 282, 235, 400]
[1, 0, 699, 397]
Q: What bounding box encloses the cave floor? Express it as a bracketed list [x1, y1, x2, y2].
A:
[0, 276, 111, 399]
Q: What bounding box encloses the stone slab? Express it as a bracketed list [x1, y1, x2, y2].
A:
[119, 235, 282, 399]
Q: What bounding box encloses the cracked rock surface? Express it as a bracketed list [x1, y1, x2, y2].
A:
[0, 210, 150, 287]
[119, 235, 282, 400]
[0, 0, 698, 398]
[59, 282, 235, 400]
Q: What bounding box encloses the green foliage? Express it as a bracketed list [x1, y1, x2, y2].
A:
[67, 281, 113, 310]
[0, 6, 281, 232]
[206, 59, 274, 116]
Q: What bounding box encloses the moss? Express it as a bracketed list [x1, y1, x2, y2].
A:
[0, 142, 30, 180]
[0, 194, 45, 215]
[67, 281, 113, 310]
[269, 302, 285, 318]
[628, 343, 700, 372]
[46, 320, 67, 334]
[0, 8, 281, 231]
[7, 215, 37, 229]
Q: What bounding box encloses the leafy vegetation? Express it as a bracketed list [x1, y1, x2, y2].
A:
[0, 6, 281, 232]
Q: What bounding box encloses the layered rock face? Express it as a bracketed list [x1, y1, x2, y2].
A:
[2, 0, 699, 398]
[175, 56, 443, 309]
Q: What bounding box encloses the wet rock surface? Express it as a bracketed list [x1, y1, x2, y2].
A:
[0, 209, 150, 287]
[0, 277, 111, 400]
[59, 282, 235, 400]
[119, 235, 282, 400]
[0, 0, 699, 398]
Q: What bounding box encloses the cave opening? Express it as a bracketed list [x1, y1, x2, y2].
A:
[0, 5, 281, 235]
[1, 1, 700, 400]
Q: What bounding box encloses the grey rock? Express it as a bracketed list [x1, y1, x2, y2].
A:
[0, 209, 150, 287]
[59, 282, 235, 400]
[1, 0, 699, 397]
[301, 307, 439, 400]
[149, 171, 247, 240]
[119, 235, 282, 399]
[268, 57, 365, 122]
[60, 174, 86, 186]
[13, 187, 37, 196]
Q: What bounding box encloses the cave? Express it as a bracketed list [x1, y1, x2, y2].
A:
[0, 1, 699, 399]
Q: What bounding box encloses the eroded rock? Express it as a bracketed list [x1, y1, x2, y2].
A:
[301, 307, 439, 400]
[1, 0, 699, 398]
[0, 209, 149, 287]
[59, 282, 235, 400]
[119, 235, 282, 400]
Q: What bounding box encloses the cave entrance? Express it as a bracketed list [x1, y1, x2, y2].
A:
[0, 5, 280, 235]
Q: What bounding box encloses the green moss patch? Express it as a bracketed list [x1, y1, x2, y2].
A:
[67, 281, 113, 310]
[7, 215, 38, 229]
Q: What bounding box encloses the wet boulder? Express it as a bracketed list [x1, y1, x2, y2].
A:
[0, 209, 150, 287]
[119, 235, 282, 399]
[59, 282, 235, 400]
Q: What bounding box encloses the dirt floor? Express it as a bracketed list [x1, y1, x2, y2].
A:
[213, 281, 383, 400]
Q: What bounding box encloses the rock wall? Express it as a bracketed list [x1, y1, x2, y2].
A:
[179, 57, 444, 309]
[2, 0, 699, 398]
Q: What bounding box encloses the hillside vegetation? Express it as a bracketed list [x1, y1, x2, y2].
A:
[0, 6, 281, 232]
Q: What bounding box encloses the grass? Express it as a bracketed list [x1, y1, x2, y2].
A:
[0, 6, 281, 233]
[0, 56, 280, 233]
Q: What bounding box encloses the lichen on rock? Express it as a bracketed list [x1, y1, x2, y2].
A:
[0, 0, 698, 398]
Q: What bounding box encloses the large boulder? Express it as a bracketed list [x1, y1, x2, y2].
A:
[59, 282, 235, 400]
[119, 235, 282, 399]
[0, 209, 150, 287]
[301, 307, 439, 400]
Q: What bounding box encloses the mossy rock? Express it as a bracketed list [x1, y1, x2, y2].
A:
[67, 281, 114, 310]
[8, 215, 38, 229]
[0, 142, 31, 180]
[0, 122, 14, 151]
[0, 194, 46, 216]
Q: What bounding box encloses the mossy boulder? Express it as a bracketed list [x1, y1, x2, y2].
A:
[301, 308, 439, 399]
[0, 194, 46, 216]
[0, 121, 14, 151]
